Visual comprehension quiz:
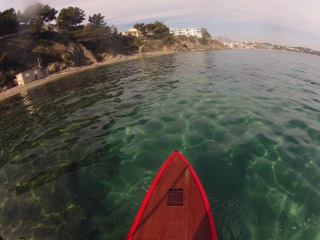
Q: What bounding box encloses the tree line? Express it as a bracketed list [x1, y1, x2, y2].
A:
[0, 3, 175, 54]
[0, 3, 57, 35]
[0, 3, 108, 34]
[0, 3, 121, 52]
[133, 22, 170, 39]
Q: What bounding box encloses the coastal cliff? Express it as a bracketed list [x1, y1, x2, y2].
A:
[0, 29, 226, 90]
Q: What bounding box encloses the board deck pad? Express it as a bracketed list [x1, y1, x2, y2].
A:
[127, 151, 218, 240]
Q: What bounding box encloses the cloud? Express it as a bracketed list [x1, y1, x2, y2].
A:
[0, 0, 319, 49]
[210, 0, 320, 36]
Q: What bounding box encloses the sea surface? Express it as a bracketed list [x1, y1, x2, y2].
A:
[0, 49, 320, 240]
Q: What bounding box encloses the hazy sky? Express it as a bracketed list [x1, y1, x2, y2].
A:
[1, 0, 320, 50]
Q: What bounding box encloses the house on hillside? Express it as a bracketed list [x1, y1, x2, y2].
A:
[121, 28, 140, 37]
[15, 66, 49, 86]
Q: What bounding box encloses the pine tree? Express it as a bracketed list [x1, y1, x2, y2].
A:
[0, 8, 19, 35]
[88, 13, 106, 28]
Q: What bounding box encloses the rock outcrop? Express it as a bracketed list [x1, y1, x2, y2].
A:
[183, 39, 226, 50]
[0, 31, 100, 76]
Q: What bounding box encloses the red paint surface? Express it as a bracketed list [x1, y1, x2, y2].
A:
[127, 150, 218, 240]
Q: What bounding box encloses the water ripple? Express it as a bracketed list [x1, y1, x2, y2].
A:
[1, 50, 320, 239]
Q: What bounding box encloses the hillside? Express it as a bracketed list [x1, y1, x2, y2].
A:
[0, 30, 121, 88]
[0, 29, 226, 90]
[0, 5, 227, 91]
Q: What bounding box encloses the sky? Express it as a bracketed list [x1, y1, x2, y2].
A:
[1, 0, 320, 50]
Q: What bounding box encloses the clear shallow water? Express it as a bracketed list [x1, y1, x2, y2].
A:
[0, 49, 320, 239]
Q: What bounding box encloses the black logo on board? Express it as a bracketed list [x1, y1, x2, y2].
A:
[167, 188, 183, 206]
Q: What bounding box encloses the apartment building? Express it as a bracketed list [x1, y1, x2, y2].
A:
[169, 28, 207, 38]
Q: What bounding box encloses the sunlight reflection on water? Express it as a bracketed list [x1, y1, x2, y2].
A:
[0, 50, 320, 239]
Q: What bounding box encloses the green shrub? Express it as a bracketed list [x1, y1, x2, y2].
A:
[188, 36, 196, 43]
[133, 37, 143, 47]
[200, 37, 208, 44]
[162, 35, 175, 45]
[177, 35, 188, 41]
[40, 48, 63, 67]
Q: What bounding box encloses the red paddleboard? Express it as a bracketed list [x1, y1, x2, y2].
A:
[127, 150, 218, 240]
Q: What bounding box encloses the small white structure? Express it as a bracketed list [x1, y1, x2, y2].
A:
[169, 28, 207, 38]
[121, 28, 140, 37]
[223, 42, 235, 48]
[15, 66, 49, 86]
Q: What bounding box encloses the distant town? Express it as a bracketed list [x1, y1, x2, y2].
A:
[168, 30, 320, 56]
[169, 29, 320, 57]
[218, 37, 320, 56]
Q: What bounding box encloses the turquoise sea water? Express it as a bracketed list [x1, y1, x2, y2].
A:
[0, 49, 320, 239]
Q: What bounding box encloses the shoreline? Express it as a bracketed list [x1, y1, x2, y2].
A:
[0, 51, 176, 102]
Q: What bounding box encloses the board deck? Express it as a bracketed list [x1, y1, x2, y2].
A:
[127, 151, 218, 240]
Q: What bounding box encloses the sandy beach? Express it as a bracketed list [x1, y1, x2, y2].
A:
[0, 51, 173, 102]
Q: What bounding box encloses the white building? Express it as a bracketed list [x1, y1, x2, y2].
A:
[15, 66, 49, 86]
[121, 28, 140, 37]
[222, 42, 235, 48]
[169, 28, 207, 38]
